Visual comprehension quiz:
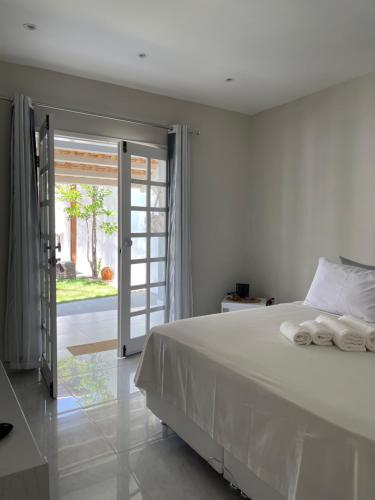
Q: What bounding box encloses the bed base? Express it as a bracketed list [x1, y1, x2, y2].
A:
[147, 393, 285, 500]
[147, 393, 223, 474]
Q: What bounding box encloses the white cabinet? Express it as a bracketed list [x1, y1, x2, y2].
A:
[0, 362, 49, 500]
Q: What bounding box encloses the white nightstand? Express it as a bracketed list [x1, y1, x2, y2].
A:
[221, 297, 269, 312]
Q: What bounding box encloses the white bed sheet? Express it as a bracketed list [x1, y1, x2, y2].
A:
[135, 302, 375, 500]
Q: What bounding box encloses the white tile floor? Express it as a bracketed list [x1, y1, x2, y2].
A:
[8, 351, 238, 500]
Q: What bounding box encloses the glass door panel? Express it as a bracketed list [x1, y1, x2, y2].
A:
[131, 210, 147, 233]
[150, 158, 167, 182]
[150, 236, 166, 258]
[131, 289, 147, 312]
[150, 261, 165, 283]
[118, 142, 168, 356]
[131, 237, 147, 259]
[150, 211, 166, 233]
[131, 156, 148, 180]
[130, 314, 146, 339]
[131, 183, 147, 206]
[150, 286, 165, 307]
[131, 262, 147, 286]
[150, 185, 167, 208]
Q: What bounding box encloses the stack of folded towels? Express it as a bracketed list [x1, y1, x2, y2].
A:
[280, 314, 375, 352]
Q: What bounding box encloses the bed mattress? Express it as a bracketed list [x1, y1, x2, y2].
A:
[135, 302, 375, 500]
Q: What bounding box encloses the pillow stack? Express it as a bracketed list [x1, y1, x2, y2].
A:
[280, 256, 375, 352]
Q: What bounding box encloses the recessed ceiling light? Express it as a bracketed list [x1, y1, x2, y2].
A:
[138, 53, 148, 58]
[225, 77, 234, 82]
[23, 23, 37, 31]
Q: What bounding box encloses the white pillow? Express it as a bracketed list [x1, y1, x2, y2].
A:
[304, 258, 375, 322]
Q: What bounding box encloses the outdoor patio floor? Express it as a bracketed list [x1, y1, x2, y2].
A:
[57, 296, 118, 361]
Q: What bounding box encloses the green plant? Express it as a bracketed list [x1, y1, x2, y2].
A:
[56, 277, 117, 303]
[56, 184, 118, 278]
[97, 258, 103, 276]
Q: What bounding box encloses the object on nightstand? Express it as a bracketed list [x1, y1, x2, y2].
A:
[221, 295, 274, 312]
[0, 423, 13, 440]
[236, 283, 249, 298]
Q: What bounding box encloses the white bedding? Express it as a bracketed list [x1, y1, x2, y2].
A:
[135, 302, 375, 500]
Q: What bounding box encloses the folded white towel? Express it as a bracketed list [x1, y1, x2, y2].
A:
[300, 320, 333, 346]
[339, 315, 375, 352]
[316, 315, 366, 352]
[280, 321, 312, 345]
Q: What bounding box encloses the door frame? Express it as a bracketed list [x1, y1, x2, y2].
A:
[39, 115, 58, 398]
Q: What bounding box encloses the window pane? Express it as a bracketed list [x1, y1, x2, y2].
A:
[131, 237, 147, 260]
[131, 314, 146, 338]
[131, 289, 146, 313]
[131, 156, 148, 181]
[150, 310, 165, 329]
[131, 183, 147, 207]
[150, 261, 165, 283]
[131, 263, 146, 286]
[150, 185, 166, 208]
[151, 159, 166, 182]
[150, 286, 165, 308]
[131, 211, 147, 233]
[150, 211, 166, 233]
[150, 237, 166, 258]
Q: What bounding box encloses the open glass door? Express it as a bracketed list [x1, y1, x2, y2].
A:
[39, 115, 58, 397]
[118, 141, 168, 356]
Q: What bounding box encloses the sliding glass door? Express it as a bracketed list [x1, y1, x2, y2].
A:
[118, 141, 168, 356]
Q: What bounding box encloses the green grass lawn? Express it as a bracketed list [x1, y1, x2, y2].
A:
[56, 277, 117, 304]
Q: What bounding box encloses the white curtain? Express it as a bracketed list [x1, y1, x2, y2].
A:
[4, 95, 41, 369]
[166, 125, 193, 321]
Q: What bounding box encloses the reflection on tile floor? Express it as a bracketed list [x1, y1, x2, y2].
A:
[8, 353, 238, 500]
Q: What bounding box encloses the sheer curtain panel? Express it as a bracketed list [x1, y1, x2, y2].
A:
[166, 125, 193, 321]
[4, 94, 41, 369]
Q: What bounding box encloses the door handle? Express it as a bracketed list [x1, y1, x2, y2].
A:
[44, 242, 61, 252]
[48, 254, 61, 267]
[120, 238, 132, 255]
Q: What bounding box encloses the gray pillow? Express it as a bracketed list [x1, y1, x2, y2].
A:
[339, 256, 375, 271]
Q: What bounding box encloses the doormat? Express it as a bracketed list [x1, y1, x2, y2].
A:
[67, 339, 118, 356]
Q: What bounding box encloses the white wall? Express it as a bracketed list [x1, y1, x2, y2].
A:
[247, 71, 375, 302]
[55, 199, 71, 262]
[0, 60, 251, 352]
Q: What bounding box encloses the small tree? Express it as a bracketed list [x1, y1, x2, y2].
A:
[56, 184, 118, 278]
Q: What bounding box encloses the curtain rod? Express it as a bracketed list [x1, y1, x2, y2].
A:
[0, 95, 201, 135]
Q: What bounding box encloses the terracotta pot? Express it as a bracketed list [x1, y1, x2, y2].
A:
[101, 267, 114, 281]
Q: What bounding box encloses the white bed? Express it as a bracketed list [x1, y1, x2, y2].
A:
[135, 302, 375, 500]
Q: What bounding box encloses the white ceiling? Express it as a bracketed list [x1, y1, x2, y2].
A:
[1, 0, 375, 115]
